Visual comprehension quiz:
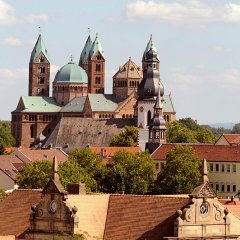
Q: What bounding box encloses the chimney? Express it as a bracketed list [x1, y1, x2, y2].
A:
[67, 183, 86, 195]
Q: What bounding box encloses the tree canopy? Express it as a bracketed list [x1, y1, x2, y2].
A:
[0, 121, 15, 154]
[167, 118, 216, 143]
[104, 150, 155, 194]
[154, 145, 201, 194]
[231, 123, 240, 134]
[110, 125, 138, 146]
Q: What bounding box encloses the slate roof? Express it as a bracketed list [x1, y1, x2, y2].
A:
[0, 189, 42, 238]
[12, 148, 68, 163]
[113, 58, 142, 79]
[89, 34, 105, 59]
[43, 117, 135, 150]
[104, 195, 189, 240]
[152, 144, 240, 162]
[13, 96, 61, 113]
[79, 35, 92, 65]
[60, 96, 87, 112]
[162, 93, 175, 113]
[88, 94, 119, 112]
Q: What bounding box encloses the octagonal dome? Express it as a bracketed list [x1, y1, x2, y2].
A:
[54, 61, 88, 84]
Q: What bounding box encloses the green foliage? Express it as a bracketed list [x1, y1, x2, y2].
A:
[0, 121, 15, 155]
[105, 150, 155, 194]
[155, 146, 201, 194]
[0, 189, 7, 200]
[231, 123, 240, 134]
[167, 118, 216, 143]
[110, 125, 138, 146]
[16, 161, 52, 189]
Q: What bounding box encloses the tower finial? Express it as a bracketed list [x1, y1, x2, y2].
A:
[52, 156, 59, 180]
[70, 55, 74, 62]
[88, 27, 91, 35]
[202, 159, 209, 183]
[38, 26, 42, 34]
[96, 32, 98, 38]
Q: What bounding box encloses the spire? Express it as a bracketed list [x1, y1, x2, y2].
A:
[79, 34, 92, 65]
[143, 34, 159, 61]
[202, 158, 209, 183]
[89, 33, 105, 59]
[30, 34, 50, 63]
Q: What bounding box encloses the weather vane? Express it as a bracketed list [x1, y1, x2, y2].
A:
[70, 55, 74, 62]
[88, 27, 91, 35]
[38, 26, 42, 34]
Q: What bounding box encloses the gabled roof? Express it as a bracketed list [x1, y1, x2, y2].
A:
[0, 155, 24, 181]
[219, 199, 240, 219]
[30, 34, 49, 62]
[12, 148, 68, 163]
[89, 34, 105, 59]
[13, 96, 61, 113]
[60, 96, 87, 112]
[87, 94, 119, 112]
[0, 189, 42, 238]
[113, 57, 142, 79]
[152, 144, 240, 162]
[79, 35, 92, 65]
[220, 134, 240, 145]
[163, 93, 176, 113]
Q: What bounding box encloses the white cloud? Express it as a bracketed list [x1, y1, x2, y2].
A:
[125, 1, 240, 26]
[0, 0, 48, 25]
[1, 37, 22, 46]
[217, 68, 240, 89]
[211, 45, 231, 53]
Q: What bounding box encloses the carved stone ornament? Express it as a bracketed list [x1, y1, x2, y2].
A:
[191, 181, 216, 198]
[213, 202, 222, 221]
[182, 198, 196, 222]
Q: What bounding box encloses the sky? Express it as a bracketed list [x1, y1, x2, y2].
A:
[1, 0, 240, 124]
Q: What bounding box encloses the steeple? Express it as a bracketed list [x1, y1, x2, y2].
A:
[79, 34, 92, 71]
[29, 33, 50, 96]
[87, 33, 105, 94]
[146, 85, 166, 153]
[142, 35, 160, 71]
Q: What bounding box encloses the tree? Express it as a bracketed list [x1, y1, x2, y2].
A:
[155, 146, 201, 194]
[0, 121, 15, 155]
[110, 125, 138, 146]
[105, 150, 155, 194]
[0, 189, 7, 200]
[167, 118, 216, 143]
[166, 121, 197, 143]
[232, 123, 240, 134]
[16, 161, 52, 189]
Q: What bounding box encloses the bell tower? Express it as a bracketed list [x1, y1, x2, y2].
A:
[29, 34, 50, 96]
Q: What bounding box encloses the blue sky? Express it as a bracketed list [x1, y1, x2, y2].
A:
[1, 0, 240, 124]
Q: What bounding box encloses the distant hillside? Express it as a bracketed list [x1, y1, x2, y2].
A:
[209, 123, 235, 129]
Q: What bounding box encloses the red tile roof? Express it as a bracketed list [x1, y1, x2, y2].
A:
[219, 199, 240, 219]
[0, 189, 42, 238]
[104, 195, 189, 240]
[90, 146, 141, 158]
[152, 144, 240, 162]
[222, 134, 240, 144]
[0, 155, 25, 180]
[15, 148, 68, 163]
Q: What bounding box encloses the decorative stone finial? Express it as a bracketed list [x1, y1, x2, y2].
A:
[202, 158, 209, 183]
[52, 156, 59, 181]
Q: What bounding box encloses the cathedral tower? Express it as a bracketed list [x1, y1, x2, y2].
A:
[88, 33, 105, 94]
[137, 47, 163, 129]
[79, 35, 92, 73]
[29, 34, 50, 96]
[142, 35, 160, 71]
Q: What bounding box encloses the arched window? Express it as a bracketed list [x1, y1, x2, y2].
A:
[96, 64, 101, 72]
[147, 110, 151, 125]
[122, 114, 125, 118]
[30, 125, 34, 138]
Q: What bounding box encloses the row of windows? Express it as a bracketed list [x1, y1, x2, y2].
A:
[39, 57, 45, 63]
[95, 64, 101, 72]
[113, 81, 140, 88]
[211, 183, 237, 193]
[38, 67, 45, 74]
[38, 77, 45, 84]
[37, 88, 45, 95]
[122, 114, 133, 118]
[95, 77, 101, 84]
[99, 114, 114, 119]
[26, 115, 57, 122]
[209, 163, 236, 173]
[53, 86, 87, 92]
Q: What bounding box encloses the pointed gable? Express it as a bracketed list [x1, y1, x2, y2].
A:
[89, 33, 105, 59]
[79, 35, 92, 65]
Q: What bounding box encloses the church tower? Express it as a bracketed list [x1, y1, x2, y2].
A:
[88, 33, 105, 94]
[146, 85, 166, 153]
[142, 35, 160, 71]
[137, 47, 163, 129]
[29, 34, 50, 96]
[79, 35, 92, 73]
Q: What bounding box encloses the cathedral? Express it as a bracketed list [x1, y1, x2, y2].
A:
[11, 33, 176, 150]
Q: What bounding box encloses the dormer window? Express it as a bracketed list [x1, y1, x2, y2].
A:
[39, 57, 45, 63]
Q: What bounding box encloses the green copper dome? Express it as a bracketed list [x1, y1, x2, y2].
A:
[143, 34, 159, 61]
[54, 61, 88, 83]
